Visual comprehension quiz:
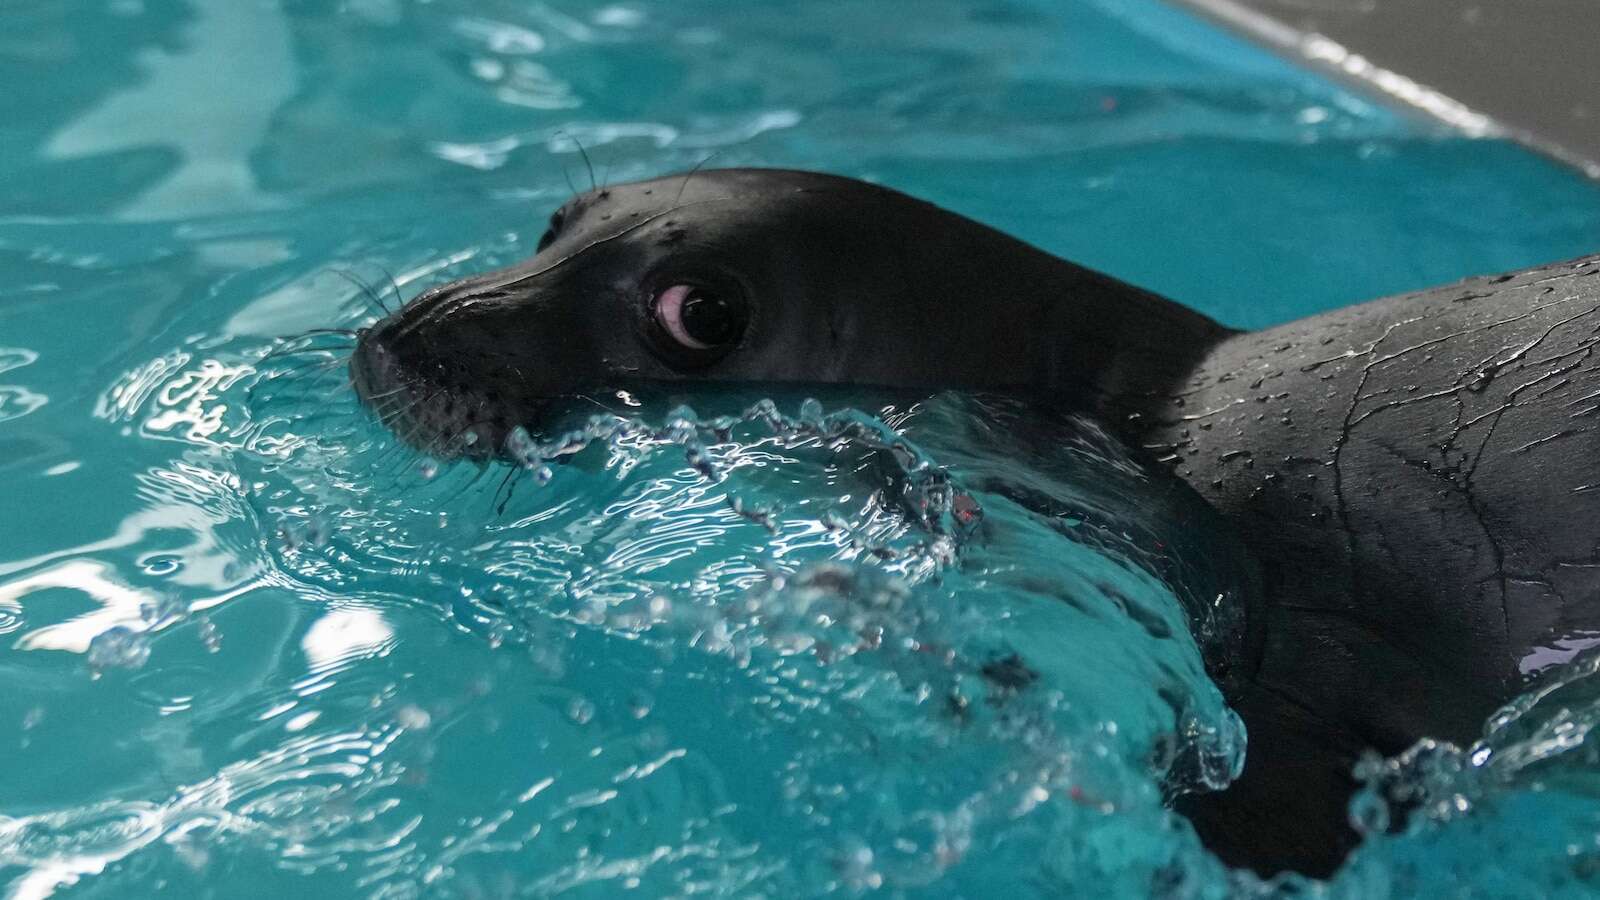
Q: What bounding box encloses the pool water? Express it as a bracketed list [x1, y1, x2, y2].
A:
[4, 0, 1600, 897]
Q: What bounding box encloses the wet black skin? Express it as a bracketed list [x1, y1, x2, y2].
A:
[352, 168, 1600, 876]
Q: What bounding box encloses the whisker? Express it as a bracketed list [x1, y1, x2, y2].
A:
[377, 266, 407, 312]
[285, 358, 346, 386]
[259, 355, 344, 383]
[560, 164, 579, 202]
[351, 395, 422, 451]
[356, 393, 418, 448]
[571, 393, 620, 416]
[491, 465, 521, 516]
[305, 368, 356, 420]
[368, 441, 425, 496]
[383, 388, 448, 452]
[573, 136, 596, 192]
[364, 387, 425, 433]
[255, 341, 351, 367]
[363, 438, 408, 475]
[291, 327, 360, 339]
[247, 356, 343, 402]
[362, 384, 412, 403]
[385, 385, 439, 419]
[674, 150, 721, 205]
[460, 397, 494, 452]
[331, 268, 394, 316]
[364, 417, 427, 475]
[423, 404, 484, 459]
[437, 463, 490, 508]
[414, 416, 496, 492]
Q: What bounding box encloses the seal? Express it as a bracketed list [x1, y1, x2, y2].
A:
[350, 168, 1600, 875]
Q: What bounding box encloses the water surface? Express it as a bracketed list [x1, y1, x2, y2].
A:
[4, 0, 1600, 896]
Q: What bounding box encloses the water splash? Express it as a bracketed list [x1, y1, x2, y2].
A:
[47, 344, 1261, 894]
[1310, 649, 1600, 896]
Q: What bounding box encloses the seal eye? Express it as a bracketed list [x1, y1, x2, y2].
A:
[653, 285, 743, 351]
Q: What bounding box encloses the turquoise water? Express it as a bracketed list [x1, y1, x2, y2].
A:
[5, 0, 1600, 896]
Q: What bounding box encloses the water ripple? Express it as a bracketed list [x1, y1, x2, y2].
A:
[0, 725, 412, 898]
[428, 109, 801, 171]
[0, 348, 39, 376]
[0, 387, 47, 424]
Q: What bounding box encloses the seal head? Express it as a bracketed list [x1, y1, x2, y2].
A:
[351, 169, 1229, 457]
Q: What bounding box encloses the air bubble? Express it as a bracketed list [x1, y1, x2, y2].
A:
[139, 554, 183, 576]
[87, 627, 152, 675]
[139, 593, 187, 628]
[627, 691, 653, 719]
[396, 704, 433, 730]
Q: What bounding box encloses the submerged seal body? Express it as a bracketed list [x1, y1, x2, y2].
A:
[351, 169, 1600, 874]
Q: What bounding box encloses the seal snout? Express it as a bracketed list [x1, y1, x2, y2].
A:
[349, 326, 397, 403]
[350, 320, 514, 460]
